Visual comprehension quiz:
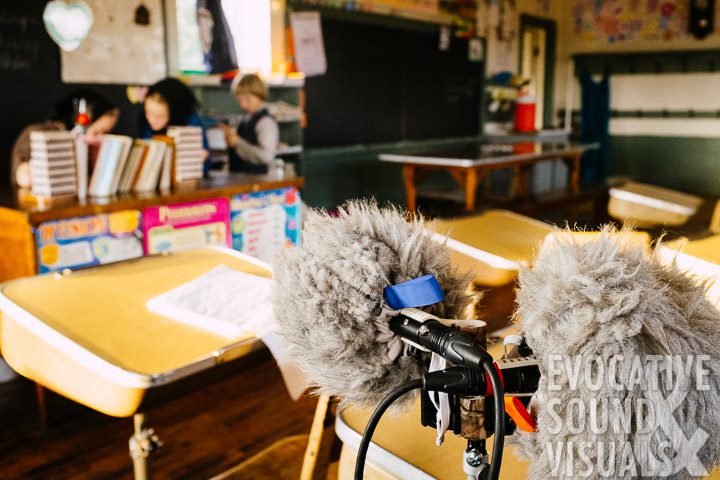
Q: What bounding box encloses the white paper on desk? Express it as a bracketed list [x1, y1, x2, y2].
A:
[147, 265, 308, 399]
[147, 265, 275, 338]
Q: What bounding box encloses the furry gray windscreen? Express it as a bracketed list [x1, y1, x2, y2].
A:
[513, 228, 720, 479]
[271, 201, 470, 407]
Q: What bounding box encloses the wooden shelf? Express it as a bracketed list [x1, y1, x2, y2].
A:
[0, 174, 304, 283]
[1, 174, 303, 225]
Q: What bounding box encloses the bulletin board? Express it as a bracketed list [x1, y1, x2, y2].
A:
[61, 0, 166, 84]
[572, 0, 690, 42]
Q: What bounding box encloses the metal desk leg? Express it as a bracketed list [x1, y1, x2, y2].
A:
[564, 153, 583, 221]
[129, 412, 163, 480]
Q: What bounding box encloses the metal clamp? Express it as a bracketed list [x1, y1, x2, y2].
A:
[129, 427, 163, 460]
[129, 413, 164, 480]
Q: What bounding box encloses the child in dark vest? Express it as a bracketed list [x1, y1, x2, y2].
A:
[221, 74, 278, 174]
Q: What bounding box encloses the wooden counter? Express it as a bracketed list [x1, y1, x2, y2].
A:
[0, 173, 304, 282]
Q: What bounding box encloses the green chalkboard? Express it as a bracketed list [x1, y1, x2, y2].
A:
[302, 14, 483, 148]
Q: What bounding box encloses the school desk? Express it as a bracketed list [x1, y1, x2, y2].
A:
[379, 141, 598, 212]
[429, 210, 554, 287]
[660, 235, 720, 305]
[0, 247, 270, 480]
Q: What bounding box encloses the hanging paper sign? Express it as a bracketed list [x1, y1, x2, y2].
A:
[469, 38, 483, 61]
[290, 11, 327, 77]
[439, 26, 451, 51]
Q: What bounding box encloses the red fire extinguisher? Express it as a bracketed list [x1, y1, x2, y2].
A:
[514, 96, 537, 133]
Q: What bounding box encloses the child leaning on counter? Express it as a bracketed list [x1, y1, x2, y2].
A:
[140, 77, 210, 173]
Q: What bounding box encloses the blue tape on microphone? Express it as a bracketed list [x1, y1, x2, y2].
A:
[383, 274, 445, 309]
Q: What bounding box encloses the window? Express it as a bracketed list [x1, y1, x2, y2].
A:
[175, 0, 205, 73]
[171, 0, 273, 75]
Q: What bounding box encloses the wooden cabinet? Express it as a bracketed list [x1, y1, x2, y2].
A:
[0, 174, 304, 283]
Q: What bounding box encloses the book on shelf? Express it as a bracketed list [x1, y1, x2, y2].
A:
[167, 126, 204, 184]
[152, 135, 175, 192]
[88, 135, 132, 198]
[109, 136, 134, 194]
[28, 149, 75, 160]
[133, 139, 167, 193]
[29, 165, 76, 180]
[29, 130, 75, 142]
[31, 177, 77, 196]
[117, 140, 148, 194]
[29, 157, 76, 169]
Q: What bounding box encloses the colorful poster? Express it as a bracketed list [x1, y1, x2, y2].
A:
[142, 198, 231, 254]
[36, 210, 143, 273]
[572, 0, 689, 43]
[230, 188, 302, 263]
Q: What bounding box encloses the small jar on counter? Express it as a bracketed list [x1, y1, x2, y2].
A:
[273, 158, 285, 179]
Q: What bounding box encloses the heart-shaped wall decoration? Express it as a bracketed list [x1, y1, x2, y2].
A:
[43, 0, 94, 52]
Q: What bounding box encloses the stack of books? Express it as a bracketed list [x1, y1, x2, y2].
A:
[167, 126, 204, 184]
[89, 136, 176, 197]
[29, 131, 77, 198]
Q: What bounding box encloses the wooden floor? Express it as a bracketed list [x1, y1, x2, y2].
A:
[0, 348, 318, 479]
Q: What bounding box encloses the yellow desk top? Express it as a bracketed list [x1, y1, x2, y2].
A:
[661, 235, 720, 306]
[431, 210, 553, 271]
[665, 235, 720, 265]
[0, 247, 269, 416]
[610, 181, 704, 214]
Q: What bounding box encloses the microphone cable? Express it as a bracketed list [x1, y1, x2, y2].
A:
[354, 379, 423, 480]
[353, 363, 506, 480]
[484, 360, 505, 480]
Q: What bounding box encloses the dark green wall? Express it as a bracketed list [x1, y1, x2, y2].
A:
[300, 149, 404, 208]
[299, 136, 479, 209]
[302, 134, 720, 210]
[610, 136, 720, 196]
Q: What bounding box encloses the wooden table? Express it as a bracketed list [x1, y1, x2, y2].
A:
[379, 141, 598, 212]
